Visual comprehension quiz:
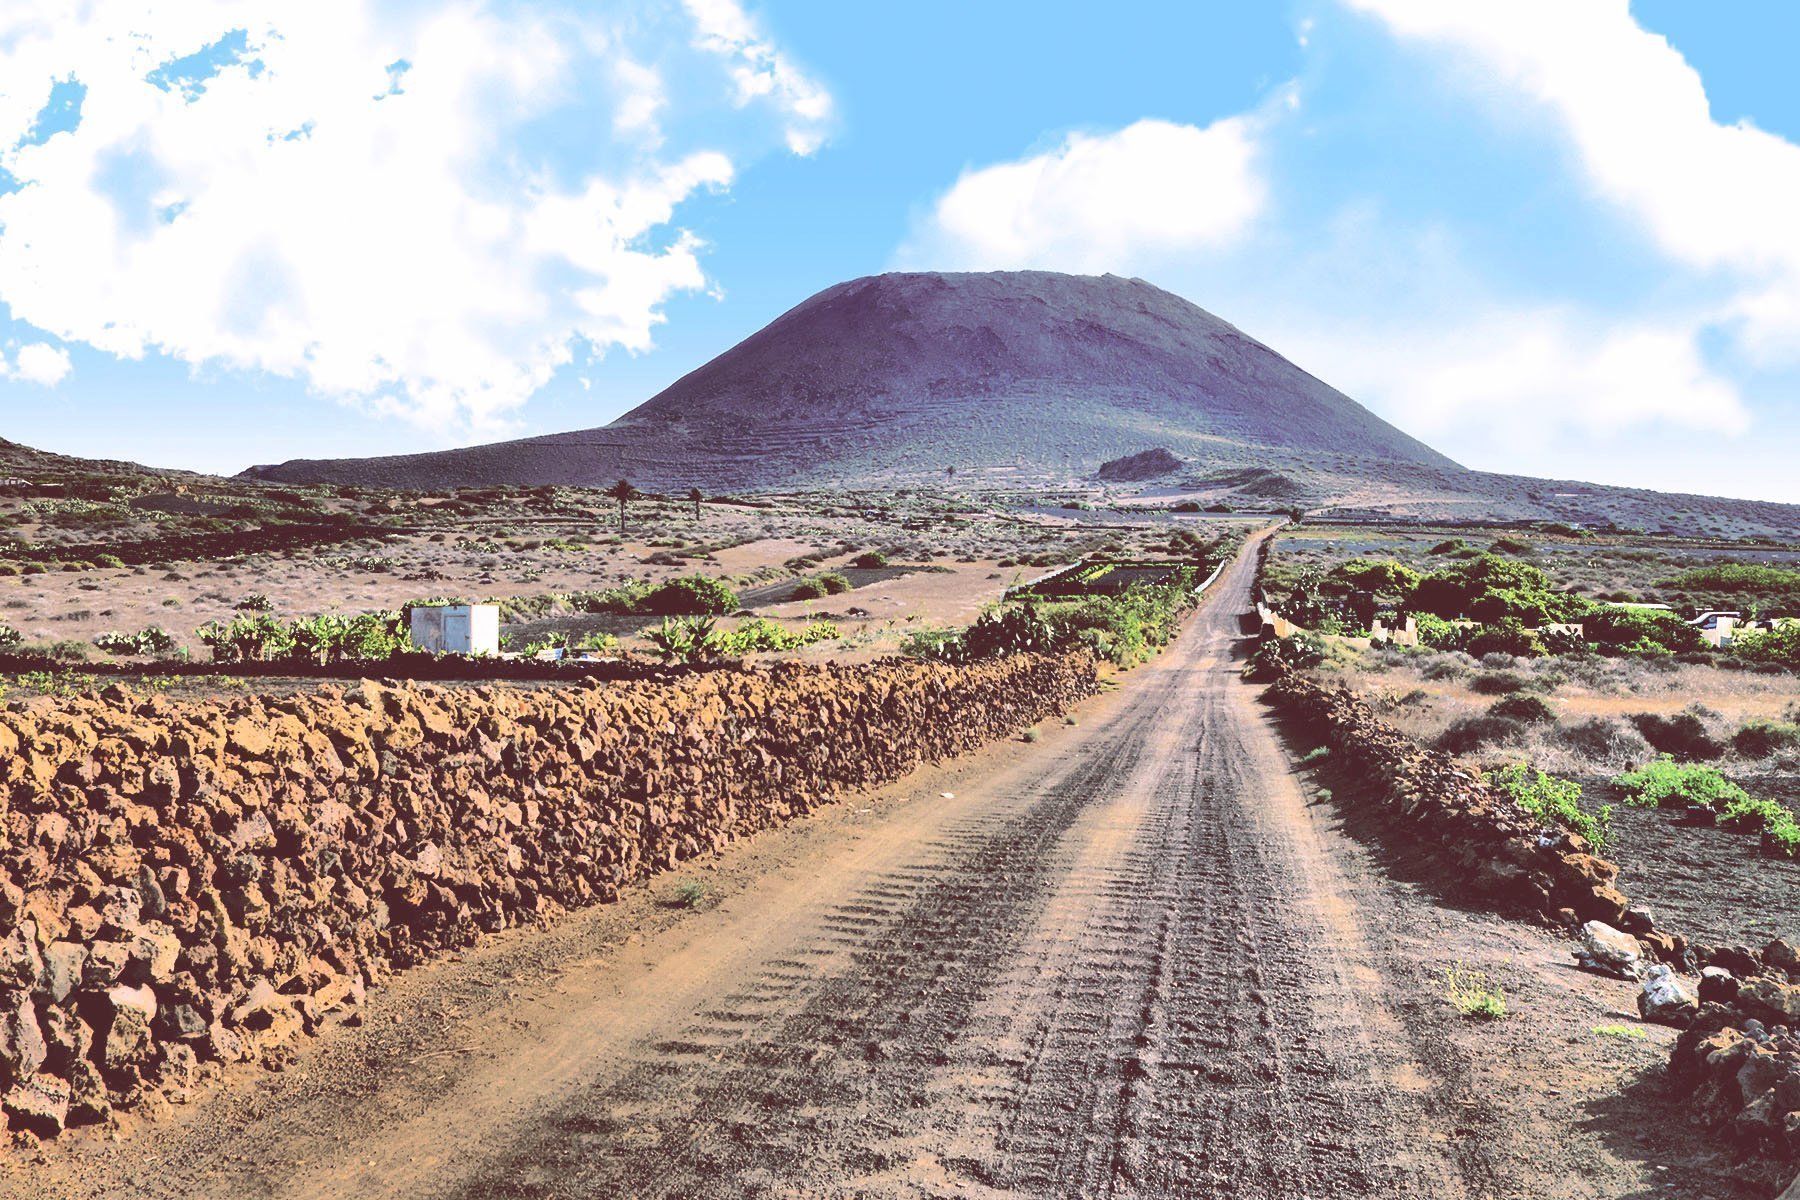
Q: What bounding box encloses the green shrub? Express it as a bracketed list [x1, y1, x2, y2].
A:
[714, 617, 839, 654]
[791, 571, 852, 600]
[1662, 564, 1800, 594]
[640, 575, 739, 615]
[644, 615, 722, 663]
[1445, 963, 1507, 1019]
[1717, 795, 1800, 856]
[92, 627, 178, 656]
[1465, 619, 1545, 659]
[1490, 762, 1611, 851]
[0, 624, 20, 650]
[333, 612, 409, 661]
[912, 570, 1201, 670]
[1471, 671, 1528, 695]
[1582, 607, 1703, 655]
[1611, 756, 1748, 810]
[94, 553, 126, 569]
[197, 613, 296, 663]
[899, 627, 963, 658]
[1733, 622, 1800, 670]
[234, 592, 274, 612]
[1612, 757, 1797, 857]
[850, 551, 889, 569]
[1410, 555, 1585, 625]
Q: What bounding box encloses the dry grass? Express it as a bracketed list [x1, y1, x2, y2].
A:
[0, 483, 1261, 664]
[1330, 643, 1799, 778]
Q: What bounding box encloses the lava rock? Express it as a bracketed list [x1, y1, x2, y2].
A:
[1575, 921, 1644, 979]
[2, 1073, 70, 1136]
[1639, 965, 1699, 1026]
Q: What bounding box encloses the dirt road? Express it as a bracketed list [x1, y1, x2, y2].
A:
[18, 534, 1762, 1199]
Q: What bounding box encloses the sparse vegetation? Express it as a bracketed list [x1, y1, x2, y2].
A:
[791, 571, 852, 600]
[1444, 963, 1507, 1020]
[1611, 757, 1799, 857]
[1592, 1024, 1648, 1041]
[1489, 762, 1611, 851]
[92, 627, 179, 656]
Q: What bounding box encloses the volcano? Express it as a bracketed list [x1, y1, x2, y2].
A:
[241, 271, 1460, 493]
[237, 271, 1800, 536]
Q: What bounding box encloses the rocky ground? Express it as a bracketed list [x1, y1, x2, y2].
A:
[2, 531, 1787, 1199]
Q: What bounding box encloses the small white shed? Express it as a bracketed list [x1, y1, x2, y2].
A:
[408, 604, 501, 656]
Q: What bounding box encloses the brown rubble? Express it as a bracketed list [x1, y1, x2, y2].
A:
[0, 651, 1096, 1138]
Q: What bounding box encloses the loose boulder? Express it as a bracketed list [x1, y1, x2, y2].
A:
[1576, 921, 1644, 979]
[2, 1073, 71, 1136]
[1638, 964, 1698, 1026]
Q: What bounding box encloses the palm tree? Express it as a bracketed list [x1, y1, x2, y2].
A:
[687, 487, 703, 522]
[605, 479, 640, 536]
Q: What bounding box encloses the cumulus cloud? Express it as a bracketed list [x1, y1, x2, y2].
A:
[1347, 0, 1800, 362]
[0, 342, 73, 386]
[1275, 309, 1747, 456]
[683, 0, 833, 155]
[900, 117, 1267, 273]
[0, 0, 829, 432]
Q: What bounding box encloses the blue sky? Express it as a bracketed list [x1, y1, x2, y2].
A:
[0, 2, 1797, 503]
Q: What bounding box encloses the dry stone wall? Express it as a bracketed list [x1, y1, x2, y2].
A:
[1263, 670, 1800, 1179]
[1262, 673, 1683, 959]
[0, 651, 1096, 1138]
[1668, 942, 1800, 1167]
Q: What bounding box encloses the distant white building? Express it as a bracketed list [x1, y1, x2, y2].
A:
[408, 604, 501, 656]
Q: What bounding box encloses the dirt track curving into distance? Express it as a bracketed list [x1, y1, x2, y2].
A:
[14, 530, 1765, 1200]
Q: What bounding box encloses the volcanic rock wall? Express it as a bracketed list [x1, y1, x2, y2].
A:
[1668, 946, 1800, 1166]
[1262, 674, 1682, 957]
[0, 652, 1096, 1137]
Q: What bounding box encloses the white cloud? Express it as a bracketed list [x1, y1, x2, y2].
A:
[0, 1, 827, 432]
[682, 0, 832, 155]
[900, 117, 1267, 273]
[1346, 0, 1800, 362]
[1275, 309, 1747, 456]
[0, 342, 73, 386]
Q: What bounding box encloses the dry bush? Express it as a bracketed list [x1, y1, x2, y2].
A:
[1472, 671, 1529, 695]
[1422, 655, 1473, 681]
[1548, 716, 1652, 772]
[1437, 713, 1527, 755]
[1630, 709, 1728, 761]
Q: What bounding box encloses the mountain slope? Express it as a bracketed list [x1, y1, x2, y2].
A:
[234, 270, 1800, 536]
[241, 271, 1460, 491]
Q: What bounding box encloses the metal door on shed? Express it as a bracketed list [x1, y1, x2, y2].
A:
[443, 610, 470, 653]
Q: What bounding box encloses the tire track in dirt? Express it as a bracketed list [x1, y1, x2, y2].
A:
[438, 534, 1481, 1199]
